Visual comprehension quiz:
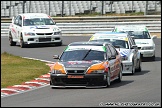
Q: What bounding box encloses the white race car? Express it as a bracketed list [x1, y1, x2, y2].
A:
[89, 32, 141, 74]
[9, 13, 62, 48]
[113, 25, 157, 61]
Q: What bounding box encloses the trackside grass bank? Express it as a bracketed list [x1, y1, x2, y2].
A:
[150, 33, 161, 38]
[1, 52, 50, 88]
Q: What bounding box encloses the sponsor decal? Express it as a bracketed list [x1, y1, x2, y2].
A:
[30, 27, 35, 29]
[120, 50, 129, 57]
[67, 75, 84, 78]
[67, 61, 92, 65]
[136, 42, 148, 44]
[11, 28, 16, 33]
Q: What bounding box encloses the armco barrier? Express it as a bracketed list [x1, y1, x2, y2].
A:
[1, 15, 161, 22]
[1, 15, 161, 36]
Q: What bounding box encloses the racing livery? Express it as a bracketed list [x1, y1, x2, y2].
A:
[8, 13, 62, 48]
[113, 25, 157, 60]
[50, 41, 123, 88]
[89, 32, 141, 74]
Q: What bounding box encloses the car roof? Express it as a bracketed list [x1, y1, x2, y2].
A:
[18, 13, 50, 19]
[66, 41, 110, 52]
[90, 32, 130, 41]
[68, 41, 111, 46]
[93, 32, 128, 37]
[114, 25, 147, 31]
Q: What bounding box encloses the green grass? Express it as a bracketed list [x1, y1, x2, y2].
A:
[1, 52, 50, 88]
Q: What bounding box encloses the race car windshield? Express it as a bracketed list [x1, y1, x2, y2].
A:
[59, 50, 105, 62]
[23, 18, 55, 26]
[120, 31, 151, 39]
[90, 39, 129, 49]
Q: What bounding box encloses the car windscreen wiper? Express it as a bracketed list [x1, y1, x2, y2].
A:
[82, 49, 91, 60]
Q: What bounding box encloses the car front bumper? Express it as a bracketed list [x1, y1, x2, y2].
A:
[122, 61, 133, 74]
[139, 50, 155, 58]
[23, 35, 62, 44]
[50, 73, 108, 88]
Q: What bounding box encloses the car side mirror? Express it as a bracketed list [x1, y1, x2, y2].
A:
[18, 23, 22, 27]
[104, 53, 107, 60]
[131, 45, 138, 49]
[53, 55, 59, 59]
[151, 35, 157, 39]
[130, 36, 135, 39]
[109, 55, 116, 59]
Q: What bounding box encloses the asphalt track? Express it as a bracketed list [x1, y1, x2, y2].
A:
[1, 36, 161, 107]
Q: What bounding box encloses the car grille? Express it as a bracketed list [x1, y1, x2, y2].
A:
[67, 70, 85, 74]
[36, 28, 49, 29]
[62, 78, 89, 84]
[36, 33, 53, 35]
[39, 37, 51, 42]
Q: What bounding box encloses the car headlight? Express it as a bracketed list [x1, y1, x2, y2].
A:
[54, 31, 61, 35]
[53, 28, 60, 31]
[51, 70, 62, 74]
[141, 46, 154, 50]
[121, 56, 128, 61]
[24, 32, 35, 36]
[90, 70, 105, 74]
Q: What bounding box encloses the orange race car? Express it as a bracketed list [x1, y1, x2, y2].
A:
[50, 41, 123, 88]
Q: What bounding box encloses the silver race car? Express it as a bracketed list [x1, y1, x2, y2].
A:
[89, 32, 142, 75]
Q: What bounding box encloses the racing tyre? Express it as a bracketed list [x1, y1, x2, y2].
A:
[117, 65, 122, 82]
[9, 33, 16, 46]
[50, 81, 54, 89]
[151, 55, 155, 61]
[55, 41, 62, 46]
[106, 72, 111, 87]
[135, 58, 141, 72]
[131, 60, 135, 75]
[20, 36, 26, 48]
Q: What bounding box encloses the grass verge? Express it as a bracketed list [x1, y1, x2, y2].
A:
[150, 33, 161, 38]
[1, 52, 50, 88]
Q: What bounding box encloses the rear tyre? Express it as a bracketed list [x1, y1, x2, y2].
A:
[9, 33, 16, 46]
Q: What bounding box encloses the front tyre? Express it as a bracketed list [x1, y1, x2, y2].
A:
[50, 81, 55, 89]
[20, 36, 26, 48]
[106, 72, 111, 87]
[135, 58, 141, 72]
[55, 41, 62, 46]
[131, 59, 135, 75]
[117, 65, 122, 82]
[151, 55, 155, 61]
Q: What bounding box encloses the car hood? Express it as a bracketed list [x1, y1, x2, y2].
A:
[52, 60, 108, 74]
[22, 25, 60, 33]
[116, 48, 130, 57]
[59, 60, 104, 68]
[134, 39, 154, 47]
